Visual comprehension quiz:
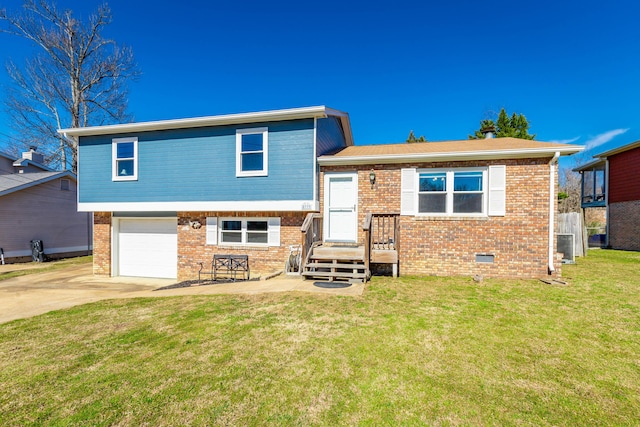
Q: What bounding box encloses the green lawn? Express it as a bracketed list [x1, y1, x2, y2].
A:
[0, 256, 92, 281]
[1, 250, 639, 426]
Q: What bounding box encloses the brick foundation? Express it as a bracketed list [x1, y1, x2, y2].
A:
[608, 200, 640, 251]
[321, 158, 561, 278]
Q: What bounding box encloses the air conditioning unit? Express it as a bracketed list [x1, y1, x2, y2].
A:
[557, 233, 575, 263]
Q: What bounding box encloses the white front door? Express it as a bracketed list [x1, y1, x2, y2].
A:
[324, 172, 358, 242]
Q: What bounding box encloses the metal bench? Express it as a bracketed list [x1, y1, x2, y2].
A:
[199, 254, 250, 282]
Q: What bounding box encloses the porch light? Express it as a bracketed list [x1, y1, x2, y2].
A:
[369, 170, 376, 187]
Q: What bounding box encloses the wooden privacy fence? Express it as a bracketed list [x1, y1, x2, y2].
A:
[558, 212, 586, 257]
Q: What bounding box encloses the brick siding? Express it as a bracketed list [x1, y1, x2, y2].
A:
[93, 212, 112, 276]
[176, 211, 306, 282]
[321, 158, 561, 278]
[608, 200, 640, 251]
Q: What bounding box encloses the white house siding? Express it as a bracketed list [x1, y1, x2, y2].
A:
[0, 178, 92, 260]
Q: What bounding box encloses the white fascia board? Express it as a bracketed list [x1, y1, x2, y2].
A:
[77, 200, 320, 213]
[317, 146, 585, 166]
[595, 140, 640, 158]
[58, 106, 334, 137]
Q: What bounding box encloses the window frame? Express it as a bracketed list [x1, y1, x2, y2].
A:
[218, 217, 270, 246]
[416, 167, 488, 216]
[112, 137, 138, 181]
[236, 127, 268, 177]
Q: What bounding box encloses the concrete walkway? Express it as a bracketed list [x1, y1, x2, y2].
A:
[0, 263, 364, 324]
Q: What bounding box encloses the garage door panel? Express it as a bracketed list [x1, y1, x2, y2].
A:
[118, 219, 177, 279]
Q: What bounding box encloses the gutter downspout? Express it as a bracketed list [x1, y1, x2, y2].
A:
[548, 152, 560, 274]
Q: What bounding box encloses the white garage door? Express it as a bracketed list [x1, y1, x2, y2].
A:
[117, 218, 177, 279]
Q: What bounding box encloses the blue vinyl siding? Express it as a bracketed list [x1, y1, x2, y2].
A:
[316, 117, 347, 156]
[78, 119, 315, 203]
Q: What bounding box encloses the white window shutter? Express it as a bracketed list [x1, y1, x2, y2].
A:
[401, 168, 417, 215]
[206, 217, 217, 244]
[488, 165, 506, 216]
[268, 217, 280, 247]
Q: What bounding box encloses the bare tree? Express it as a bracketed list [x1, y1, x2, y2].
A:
[558, 166, 582, 213]
[0, 0, 139, 172]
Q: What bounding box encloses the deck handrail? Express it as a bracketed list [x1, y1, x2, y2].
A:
[363, 213, 400, 273]
[301, 213, 322, 269]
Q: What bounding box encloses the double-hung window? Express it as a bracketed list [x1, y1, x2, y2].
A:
[417, 168, 486, 215]
[208, 217, 280, 246]
[112, 137, 138, 181]
[236, 127, 268, 177]
[220, 219, 269, 245]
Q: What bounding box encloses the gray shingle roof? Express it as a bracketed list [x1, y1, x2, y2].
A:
[0, 171, 75, 197]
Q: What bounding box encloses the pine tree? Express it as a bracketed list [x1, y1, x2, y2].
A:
[469, 108, 535, 140]
[406, 130, 427, 143]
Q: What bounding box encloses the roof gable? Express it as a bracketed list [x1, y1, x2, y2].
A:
[594, 140, 640, 158]
[0, 171, 76, 197]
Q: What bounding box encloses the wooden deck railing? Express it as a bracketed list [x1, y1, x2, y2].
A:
[363, 212, 400, 270]
[301, 213, 322, 269]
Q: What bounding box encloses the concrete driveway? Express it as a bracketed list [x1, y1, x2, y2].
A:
[0, 263, 364, 324]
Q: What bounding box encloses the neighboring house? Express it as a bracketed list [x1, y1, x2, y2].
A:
[575, 140, 640, 251]
[59, 106, 582, 281]
[0, 148, 92, 262]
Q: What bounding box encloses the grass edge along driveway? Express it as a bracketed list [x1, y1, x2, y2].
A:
[0, 249, 638, 426]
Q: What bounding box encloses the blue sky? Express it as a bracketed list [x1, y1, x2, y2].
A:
[1, 0, 638, 168]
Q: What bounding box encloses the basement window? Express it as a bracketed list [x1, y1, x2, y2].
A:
[475, 254, 495, 263]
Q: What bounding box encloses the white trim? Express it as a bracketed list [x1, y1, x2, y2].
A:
[112, 137, 138, 181]
[77, 200, 319, 212]
[2, 245, 92, 258]
[317, 147, 584, 166]
[415, 167, 487, 217]
[59, 106, 346, 136]
[236, 127, 268, 177]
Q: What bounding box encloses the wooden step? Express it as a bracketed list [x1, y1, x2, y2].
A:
[305, 261, 366, 270]
[310, 254, 364, 262]
[311, 246, 365, 261]
[301, 270, 367, 280]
